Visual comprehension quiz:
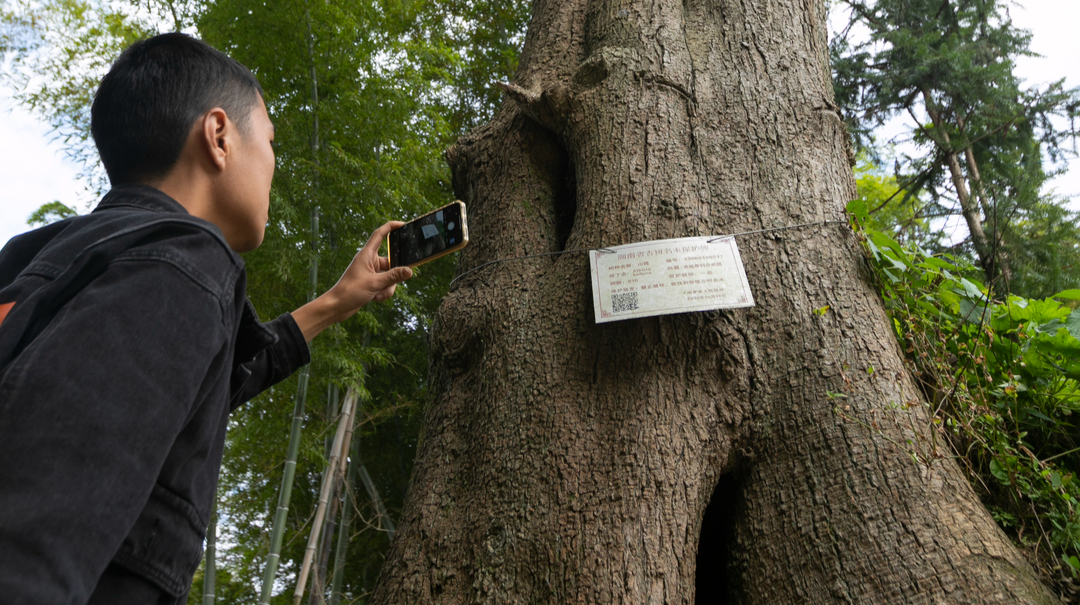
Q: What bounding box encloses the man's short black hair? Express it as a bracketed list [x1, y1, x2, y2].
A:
[91, 33, 264, 185]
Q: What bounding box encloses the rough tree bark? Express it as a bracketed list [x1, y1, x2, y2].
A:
[370, 0, 1058, 602]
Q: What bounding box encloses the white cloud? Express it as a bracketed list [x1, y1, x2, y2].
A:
[0, 88, 89, 249]
[1010, 1, 1080, 201]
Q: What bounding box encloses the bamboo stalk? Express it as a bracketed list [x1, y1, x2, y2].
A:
[307, 479, 341, 605]
[203, 505, 216, 605]
[327, 336, 371, 604]
[258, 365, 311, 603]
[324, 384, 340, 458]
[309, 387, 354, 605]
[294, 388, 358, 605]
[308, 384, 343, 605]
[358, 464, 395, 539]
[328, 421, 361, 605]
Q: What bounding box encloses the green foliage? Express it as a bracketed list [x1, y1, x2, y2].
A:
[851, 153, 942, 248]
[26, 200, 77, 226]
[849, 198, 1080, 584]
[832, 0, 1080, 294]
[1005, 199, 1080, 300]
[194, 0, 449, 598]
[187, 561, 260, 605]
[832, 0, 1064, 155]
[433, 0, 530, 131]
[194, 0, 528, 600]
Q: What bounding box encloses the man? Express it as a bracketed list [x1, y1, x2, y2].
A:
[0, 33, 412, 603]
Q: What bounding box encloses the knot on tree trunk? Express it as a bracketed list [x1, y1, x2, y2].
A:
[496, 82, 571, 134]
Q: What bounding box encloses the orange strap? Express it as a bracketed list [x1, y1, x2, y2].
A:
[0, 302, 14, 327]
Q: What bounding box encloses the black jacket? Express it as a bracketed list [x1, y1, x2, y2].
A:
[0, 185, 310, 603]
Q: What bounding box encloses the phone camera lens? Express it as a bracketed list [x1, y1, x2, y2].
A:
[448, 221, 456, 231]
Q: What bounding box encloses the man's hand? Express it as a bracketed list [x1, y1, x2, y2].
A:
[291, 221, 413, 342]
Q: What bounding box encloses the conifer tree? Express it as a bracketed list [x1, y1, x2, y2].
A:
[832, 0, 1080, 295]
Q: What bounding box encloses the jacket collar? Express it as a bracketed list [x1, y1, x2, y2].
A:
[93, 184, 191, 215]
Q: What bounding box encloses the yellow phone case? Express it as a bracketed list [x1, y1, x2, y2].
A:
[388, 201, 469, 268]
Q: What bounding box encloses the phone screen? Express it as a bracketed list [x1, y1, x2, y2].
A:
[389, 203, 466, 268]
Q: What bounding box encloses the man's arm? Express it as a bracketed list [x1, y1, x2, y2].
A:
[290, 221, 413, 342]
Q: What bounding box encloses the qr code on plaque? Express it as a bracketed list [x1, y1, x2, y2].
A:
[611, 291, 639, 313]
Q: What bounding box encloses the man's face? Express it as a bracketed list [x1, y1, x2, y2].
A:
[220, 95, 275, 252]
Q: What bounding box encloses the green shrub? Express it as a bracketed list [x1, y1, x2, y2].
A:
[848, 199, 1080, 583]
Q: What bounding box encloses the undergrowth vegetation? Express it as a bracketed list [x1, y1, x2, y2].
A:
[848, 198, 1080, 592]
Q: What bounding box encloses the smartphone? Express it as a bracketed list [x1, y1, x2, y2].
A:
[388, 201, 469, 268]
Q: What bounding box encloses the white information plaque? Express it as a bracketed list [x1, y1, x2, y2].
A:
[589, 236, 755, 323]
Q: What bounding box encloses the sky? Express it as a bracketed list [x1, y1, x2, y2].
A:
[999, 0, 1080, 200]
[1, 1, 1078, 249]
[0, 85, 88, 247]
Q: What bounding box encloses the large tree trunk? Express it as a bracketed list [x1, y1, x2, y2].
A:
[370, 0, 1058, 602]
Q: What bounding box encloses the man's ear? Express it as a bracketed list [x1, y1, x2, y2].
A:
[201, 107, 231, 172]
